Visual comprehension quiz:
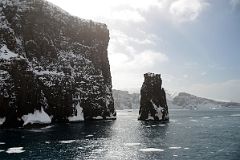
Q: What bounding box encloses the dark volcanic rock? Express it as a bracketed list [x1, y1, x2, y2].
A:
[0, 0, 116, 128]
[138, 73, 169, 121]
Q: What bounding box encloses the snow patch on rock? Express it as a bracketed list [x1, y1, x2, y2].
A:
[0, 117, 6, 125]
[68, 102, 84, 122]
[151, 100, 163, 120]
[0, 45, 18, 60]
[92, 116, 103, 120]
[21, 108, 51, 126]
[146, 114, 154, 120]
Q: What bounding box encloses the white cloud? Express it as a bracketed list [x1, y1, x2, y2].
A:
[110, 50, 168, 91]
[201, 72, 207, 76]
[48, 0, 209, 26]
[109, 32, 168, 90]
[230, 0, 240, 8]
[169, 0, 208, 22]
[109, 50, 168, 73]
[110, 10, 145, 22]
[107, 27, 169, 90]
[186, 80, 240, 102]
[109, 30, 155, 48]
[47, 0, 165, 23]
[183, 74, 189, 78]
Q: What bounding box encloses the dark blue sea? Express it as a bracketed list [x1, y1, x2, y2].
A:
[0, 109, 240, 160]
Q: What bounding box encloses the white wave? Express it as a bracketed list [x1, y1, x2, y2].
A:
[0, 142, 5, 145]
[190, 119, 198, 122]
[92, 116, 103, 120]
[169, 146, 182, 149]
[202, 117, 210, 119]
[139, 148, 164, 152]
[6, 147, 25, 154]
[85, 135, 94, 138]
[41, 125, 54, 129]
[230, 114, 240, 117]
[170, 119, 177, 122]
[59, 140, 76, 144]
[124, 143, 141, 146]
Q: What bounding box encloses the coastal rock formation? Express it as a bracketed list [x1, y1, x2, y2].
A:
[0, 0, 115, 128]
[138, 73, 169, 121]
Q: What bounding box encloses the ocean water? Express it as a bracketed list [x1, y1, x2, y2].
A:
[0, 109, 240, 160]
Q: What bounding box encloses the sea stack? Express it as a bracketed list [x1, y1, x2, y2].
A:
[138, 73, 169, 121]
[0, 0, 115, 128]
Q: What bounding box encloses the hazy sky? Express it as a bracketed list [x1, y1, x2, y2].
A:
[47, 0, 240, 102]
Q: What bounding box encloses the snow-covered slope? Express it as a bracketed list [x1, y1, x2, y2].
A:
[113, 90, 240, 110]
[0, 0, 115, 128]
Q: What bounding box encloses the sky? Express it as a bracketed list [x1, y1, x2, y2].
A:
[47, 0, 240, 102]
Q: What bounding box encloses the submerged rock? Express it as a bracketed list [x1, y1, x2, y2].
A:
[0, 0, 115, 128]
[138, 73, 169, 121]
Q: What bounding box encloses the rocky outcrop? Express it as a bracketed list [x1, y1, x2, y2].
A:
[138, 73, 169, 121]
[0, 0, 116, 128]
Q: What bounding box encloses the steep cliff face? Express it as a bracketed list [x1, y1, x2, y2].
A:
[138, 73, 169, 121]
[0, 0, 115, 127]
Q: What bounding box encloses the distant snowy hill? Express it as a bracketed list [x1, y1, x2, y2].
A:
[173, 92, 240, 110]
[113, 90, 240, 110]
[112, 89, 140, 109]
